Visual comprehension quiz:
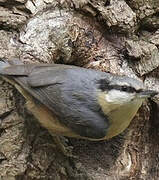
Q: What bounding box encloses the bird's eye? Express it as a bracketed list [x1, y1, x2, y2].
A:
[121, 86, 128, 91]
[121, 86, 136, 93]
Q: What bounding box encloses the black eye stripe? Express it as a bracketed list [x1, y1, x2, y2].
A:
[110, 86, 143, 93]
[136, 89, 143, 93]
[109, 85, 136, 93]
[98, 79, 110, 91]
[97, 79, 143, 93]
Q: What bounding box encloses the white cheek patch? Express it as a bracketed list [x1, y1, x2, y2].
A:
[105, 90, 134, 104]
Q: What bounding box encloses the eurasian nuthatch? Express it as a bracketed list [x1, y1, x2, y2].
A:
[0, 59, 157, 141]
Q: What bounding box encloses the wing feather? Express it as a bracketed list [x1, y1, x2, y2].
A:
[0, 62, 110, 139]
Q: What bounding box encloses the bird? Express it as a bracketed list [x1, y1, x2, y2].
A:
[0, 58, 157, 156]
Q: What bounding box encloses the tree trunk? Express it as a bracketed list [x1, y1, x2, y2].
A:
[0, 0, 159, 179]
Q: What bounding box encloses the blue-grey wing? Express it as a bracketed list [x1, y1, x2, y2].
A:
[0, 61, 110, 139]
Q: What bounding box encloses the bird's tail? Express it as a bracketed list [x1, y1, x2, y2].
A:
[0, 58, 24, 75]
[0, 58, 11, 74]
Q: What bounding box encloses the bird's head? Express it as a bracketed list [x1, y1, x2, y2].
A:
[98, 75, 158, 106]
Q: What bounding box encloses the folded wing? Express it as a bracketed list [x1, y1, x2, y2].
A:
[0, 60, 109, 139]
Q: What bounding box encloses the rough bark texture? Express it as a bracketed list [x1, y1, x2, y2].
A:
[0, 0, 159, 179]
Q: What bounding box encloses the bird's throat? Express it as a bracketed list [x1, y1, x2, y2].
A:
[98, 92, 143, 139]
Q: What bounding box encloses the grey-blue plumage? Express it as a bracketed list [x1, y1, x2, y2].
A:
[0, 59, 112, 139]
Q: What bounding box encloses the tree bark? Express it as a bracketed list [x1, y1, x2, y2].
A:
[0, 0, 159, 179]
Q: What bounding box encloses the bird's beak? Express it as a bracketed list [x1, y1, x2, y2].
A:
[137, 90, 158, 99]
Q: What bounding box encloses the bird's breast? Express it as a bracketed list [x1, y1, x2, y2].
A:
[98, 92, 143, 139]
